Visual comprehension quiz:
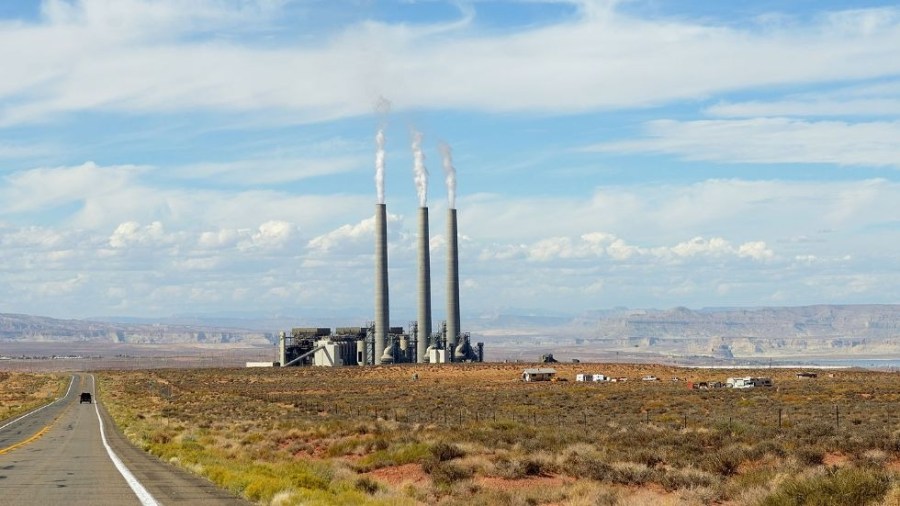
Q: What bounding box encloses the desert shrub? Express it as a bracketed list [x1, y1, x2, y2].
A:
[658, 466, 716, 491]
[702, 446, 746, 476]
[853, 449, 888, 468]
[751, 439, 786, 459]
[593, 488, 621, 506]
[759, 466, 890, 506]
[244, 475, 289, 502]
[354, 476, 381, 495]
[355, 442, 431, 472]
[633, 448, 666, 468]
[794, 421, 835, 440]
[885, 434, 900, 454]
[607, 462, 657, 486]
[794, 446, 825, 467]
[431, 442, 466, 462]
[424, 460, 472, 487]
[325, 437, 368, 457]
[492, 455, 550, 479]
[562, 452, 614, 481]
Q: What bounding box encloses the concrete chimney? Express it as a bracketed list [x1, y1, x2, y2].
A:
[446, 208, 461, 352]
[417, 207, 432, 363]
[374, 203, 389, 364]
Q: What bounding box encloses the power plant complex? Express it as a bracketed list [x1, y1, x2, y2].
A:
[277, 128, 483, 367]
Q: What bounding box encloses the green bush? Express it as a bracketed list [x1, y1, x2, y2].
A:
[424, 460, 472, 487]
[430, 442, 465, 462]
[759, 466, 890, 506]
[702, 446, 745, 477]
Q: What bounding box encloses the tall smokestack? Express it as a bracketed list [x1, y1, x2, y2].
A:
[374, 203, 389, 364]
[446, 208, 460, 352]
[417, 207, 432, 363]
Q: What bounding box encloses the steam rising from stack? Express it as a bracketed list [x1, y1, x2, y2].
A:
[412, 130, 428, 207]
[374, 97, 391, 205]
[439, 142, 456, 210]
[375, 129, 386, 204]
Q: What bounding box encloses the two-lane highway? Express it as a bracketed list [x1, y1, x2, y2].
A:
[0, 373, 249, 505]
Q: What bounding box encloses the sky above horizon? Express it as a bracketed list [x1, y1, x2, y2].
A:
[2, 0, 900, 322]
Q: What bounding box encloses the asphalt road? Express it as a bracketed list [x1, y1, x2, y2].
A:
[0, 373, 249, 505]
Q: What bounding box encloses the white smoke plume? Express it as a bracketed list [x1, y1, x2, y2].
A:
[439, 142, 456, 209]
[411, 129, 428, 207]
[375, 128, 386, 204]
[374, 96, 391, 204]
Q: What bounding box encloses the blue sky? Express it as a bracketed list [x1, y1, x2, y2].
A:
[1, 0, 900, 321]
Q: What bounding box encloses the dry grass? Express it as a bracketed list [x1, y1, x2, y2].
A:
[0, 372, 67, 422]
[97, 364, 900, 505]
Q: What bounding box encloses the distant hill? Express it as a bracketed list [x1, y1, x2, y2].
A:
[0, 313, 273, 345]
[470, 304, 900, 360]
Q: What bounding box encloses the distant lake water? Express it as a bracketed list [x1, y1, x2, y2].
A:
[775, 358, 900, 369]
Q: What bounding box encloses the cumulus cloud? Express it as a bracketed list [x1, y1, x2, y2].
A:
[239, 220, 296, 251]
[108, 221, 167, 248]
[483, 232, 775, 264]
[307, 213, 401, 254]
[307, 216, 376, 253]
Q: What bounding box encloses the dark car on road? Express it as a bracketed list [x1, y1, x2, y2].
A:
[79, 392, 92, 404]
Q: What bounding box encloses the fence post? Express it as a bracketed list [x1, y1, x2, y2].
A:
[778, 408, 782, 429]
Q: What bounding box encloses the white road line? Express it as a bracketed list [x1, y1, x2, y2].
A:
[0, 375, 75, 432]
[90, 374, 160, 506]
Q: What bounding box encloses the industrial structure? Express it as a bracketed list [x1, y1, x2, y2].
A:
[275, 131, 483, 368]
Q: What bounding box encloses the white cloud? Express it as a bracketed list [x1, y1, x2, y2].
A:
[1, 161, 144, 214]
[176, 155, 366, 185]
[2, 3, 900, 124]
[708, 98, 900, 118]
[239, 220, 296, 251]
[707, 78, 900, 117]
[0, 161, 371, 233]
[737, 241, 775, 261]
[491, 232, 775, 264]
[590, 118, 900, 167]
[198, 228, 241, 249]
[307, 213, 402, 254]
[307, 216, 377, 253]
[108, 220, 167, 248]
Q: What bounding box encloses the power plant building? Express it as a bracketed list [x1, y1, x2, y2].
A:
[275, 133, 483, 368]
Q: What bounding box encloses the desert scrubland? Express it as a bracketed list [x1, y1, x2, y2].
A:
[94, 364, 900, 505]
[0, 372, 67, 423]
